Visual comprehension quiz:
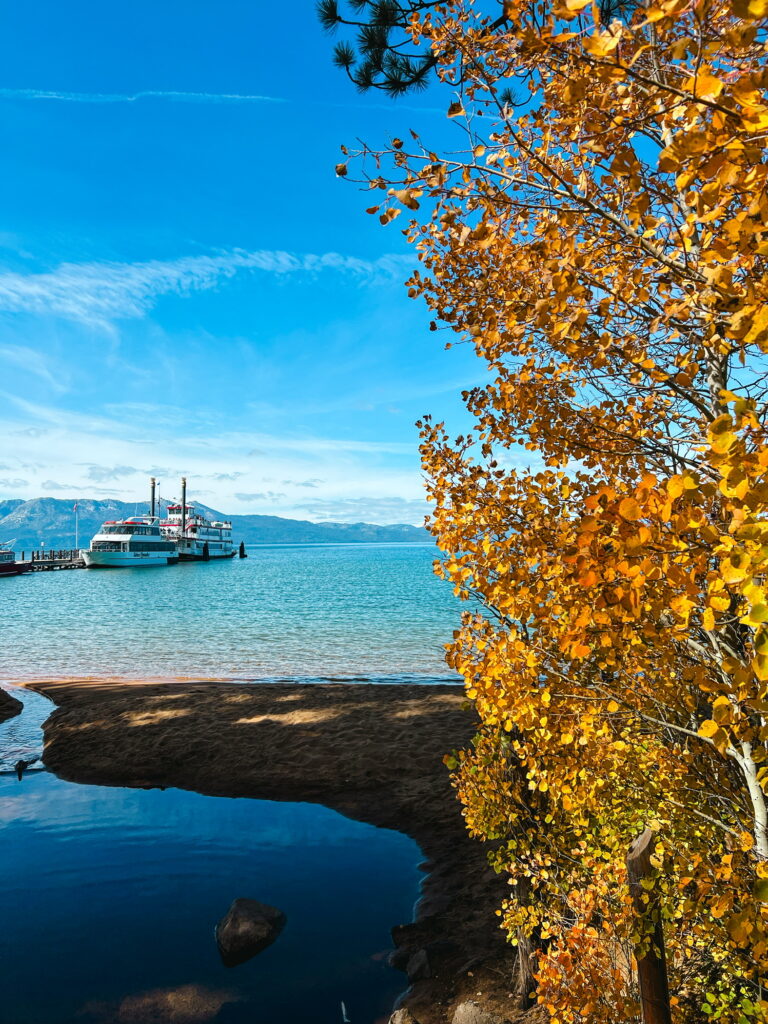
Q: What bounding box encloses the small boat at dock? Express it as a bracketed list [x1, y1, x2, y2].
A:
[0, 547, 21, 577]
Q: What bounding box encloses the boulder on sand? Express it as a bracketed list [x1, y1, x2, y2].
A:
[452, 1002, 512, 1024]
[215, 898, 286, 967]
[389, 1010, 420, 1024]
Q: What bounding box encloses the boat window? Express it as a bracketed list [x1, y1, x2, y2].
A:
[128, 541, 177, 553]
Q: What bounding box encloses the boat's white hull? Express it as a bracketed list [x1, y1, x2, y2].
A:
[83, 550, 179, 568]
[177, 540, 235, 561]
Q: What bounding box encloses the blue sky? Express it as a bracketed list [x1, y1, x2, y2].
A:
[0, 0, 485, 524]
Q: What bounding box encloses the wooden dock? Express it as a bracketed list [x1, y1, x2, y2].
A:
[17, 549, 85, 572]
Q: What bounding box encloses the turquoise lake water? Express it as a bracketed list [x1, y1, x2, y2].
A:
[0, 546, 464, 1023]
[0, 544, 461, 682]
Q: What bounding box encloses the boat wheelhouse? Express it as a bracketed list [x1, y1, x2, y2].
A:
[83, 516, 179, 568]
[0, 547, 20, 577]
[161, 478, 235, 561]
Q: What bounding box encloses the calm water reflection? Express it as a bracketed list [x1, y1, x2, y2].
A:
[0, 771, 422, 1024]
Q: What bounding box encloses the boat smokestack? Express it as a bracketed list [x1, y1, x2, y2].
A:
[181, 477, 187, 537]
[150, 477, 156, 518]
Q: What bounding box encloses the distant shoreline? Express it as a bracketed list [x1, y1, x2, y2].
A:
[1, 496, 430, 551]
[26, 679, 526, 1024]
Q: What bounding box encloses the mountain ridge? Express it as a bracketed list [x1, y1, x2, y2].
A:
[0, 497, 430, 550]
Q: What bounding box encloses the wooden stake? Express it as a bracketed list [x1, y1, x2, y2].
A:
[627, 828, 672, 1024]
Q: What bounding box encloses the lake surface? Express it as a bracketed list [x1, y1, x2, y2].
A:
[0, 693, 423, 1024]
[0, 544, 460, 682]
[0, 547, 461, 1022]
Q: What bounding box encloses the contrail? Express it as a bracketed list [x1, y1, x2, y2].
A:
[0, 88, 285, 105]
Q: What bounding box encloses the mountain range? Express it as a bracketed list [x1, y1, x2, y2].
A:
[0, 498, 430, 551]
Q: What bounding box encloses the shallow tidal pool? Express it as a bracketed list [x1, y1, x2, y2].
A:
[0, 769, 422, 1024]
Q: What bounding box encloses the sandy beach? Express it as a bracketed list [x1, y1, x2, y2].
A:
[25, 679, 537, 1024]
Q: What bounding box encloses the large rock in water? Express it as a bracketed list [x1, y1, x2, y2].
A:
[0, 688, 22, 725]
[215, 898, 286, 966]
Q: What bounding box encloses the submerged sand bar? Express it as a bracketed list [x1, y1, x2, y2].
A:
[26, 679, 526, 1024]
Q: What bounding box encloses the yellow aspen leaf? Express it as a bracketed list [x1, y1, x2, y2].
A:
[741, 603, 768, 626]
[582, 27, 622, 57]
[699, 720, 720, 738]
[618, 497, 642, 521]
[690, 68, 725, 99]
[744, 306, 768, 346]
[710, 414, 734, 436]
[721, 557, 750, 584]
[732, 0, 768, 17]
[726, 911, 752, 945]
[667, 476, 685, 500]
[394, 189, 420, 210]
[740, 832, 755, 851]
[710, 431, 736, 454]
[379, 208, 401, 225]
[702, 607, 716, 630]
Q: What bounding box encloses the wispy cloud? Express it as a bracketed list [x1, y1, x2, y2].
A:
[0, 250, 414, 327]
[0, 344, 68, 392]
[83, 464, 140, 482]
[235, 491, 287, 502]
[41, 478, 124, 494]
[0, 88, 284, 105]
[0, 395, 433, 521]
[294, 496, 430, 524]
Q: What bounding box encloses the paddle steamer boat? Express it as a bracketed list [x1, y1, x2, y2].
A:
[161, 478, 235, 561]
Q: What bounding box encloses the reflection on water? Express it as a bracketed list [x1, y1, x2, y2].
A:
[80, 983, 242, 1023]
[0, 769, 422, 1024]
[1, 544, 459, 681]
[0, 686, 49, 773]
